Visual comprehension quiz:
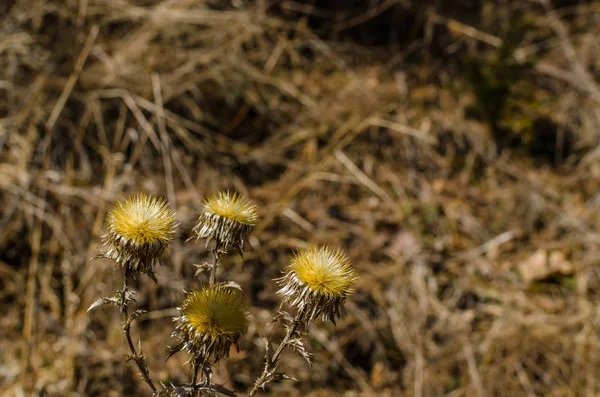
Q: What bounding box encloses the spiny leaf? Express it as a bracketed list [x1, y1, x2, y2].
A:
[193, 262, 212, 276]
[87, 296, 119, 312]
[288, 338, 313, 366]
[271, 310, 294, 324]
[166, 341, 185, 362]
[272, 372, 298, 382]
[262, 335, 274, 366]
[220, 281, 243, 291]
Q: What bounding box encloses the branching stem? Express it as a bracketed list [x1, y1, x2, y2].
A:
[121, 270, 157, 393]
[248, 309, 305, 397]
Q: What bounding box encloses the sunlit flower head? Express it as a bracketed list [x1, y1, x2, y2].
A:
[170, 285, 250, 363]
[277, 245, 358, 324]
[193, 191, 258, 254]
[99, 193, 177, 281]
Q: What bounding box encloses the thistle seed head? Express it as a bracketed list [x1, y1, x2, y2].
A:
[192, 191, 258, 254]
[171, 285, 250, 363]
[99, 193, 177, 281]
[277, 245, 358, 325]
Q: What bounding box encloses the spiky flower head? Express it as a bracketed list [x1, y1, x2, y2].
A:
[277, 245, 358, 325]
[170, 285, 250, 363]
[99, 193, 177, 281]
[193, 191, 258, 254]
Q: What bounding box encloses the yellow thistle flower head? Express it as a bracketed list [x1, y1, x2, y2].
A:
[170, 285, 250, 363]
[277, 245, 358, 324]
[99, 193, 177, 281]
[192, 191, 258, 254]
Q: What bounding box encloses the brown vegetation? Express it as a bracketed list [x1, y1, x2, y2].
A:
[3, 0, 600, 396]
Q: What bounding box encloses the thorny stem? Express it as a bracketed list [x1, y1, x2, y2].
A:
[191, 361, 202, 397]
[191, 248, 220, 395]
[248, 309, 305, 397]
[121, 270, 158, 393]
[208, 247, 220, 285]
[192, 357, 201, 391]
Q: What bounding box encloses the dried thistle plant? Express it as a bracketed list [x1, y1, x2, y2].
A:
[193, 191, 258, 255]
[192, 191, 258, 285]
[249, 245, 358, 396]
[277, 245, 358, 325]
[88, 190, 358, 397]
[169, 284, 250, 382]
[98, 193, 177, 282]
[89, 193, 177, 394]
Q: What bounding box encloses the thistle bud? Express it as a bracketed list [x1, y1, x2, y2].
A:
[277, 245, 358, 325]
[99, 193, 177, 281]
[193, 191, 258, 254]
[170, 285, 250, 363]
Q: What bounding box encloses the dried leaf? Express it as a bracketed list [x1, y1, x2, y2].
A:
[86, 296, 119, 312]
[519, 249, 574, 284]
[123, 289, 137, 303]
[262, 335, 274, 366]
[288, 337, 312, 366]
[131, 309, 146, 320]
[166, 341, 185, 362]
[202, 361, 213, 383]
[221, 281, 243, 291]
[193, 262, 212, 276]
[271, 310, 294, 324]
[272, 372, 298, 382]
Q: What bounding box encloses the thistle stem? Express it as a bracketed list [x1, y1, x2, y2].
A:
[191, 357, 201, 395]
[191, 249, 220, 395]
[121, 271, 157, 393]
[248, 309, 305, 397]
[208, 248, 220, 285]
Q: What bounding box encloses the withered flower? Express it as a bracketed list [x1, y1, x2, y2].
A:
[193, 191, 258, 254]
[99, 193, 176, 281]
[170, 285, 250, 363]
[277, 245, 358, 324]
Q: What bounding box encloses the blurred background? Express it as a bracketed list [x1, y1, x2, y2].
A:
[3, 0, 600, 395]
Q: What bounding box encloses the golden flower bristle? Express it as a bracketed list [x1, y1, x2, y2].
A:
[183, 286, 249, 339]
[170, 285, 250, 362]
[292, 245, 357, 296]
[204, 191, 258, 226]
[193, 191, 258, 254]
[109, 193, 176, 245]
[277, 245, 358, 324]
[99, 193, 176, 281]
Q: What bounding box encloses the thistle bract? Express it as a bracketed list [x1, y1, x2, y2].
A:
[99, 193, 176, 281]
[193, 191, 258, 254]
[277, 245, 358, 324]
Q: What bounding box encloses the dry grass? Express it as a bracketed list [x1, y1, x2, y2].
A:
[4, 0, 600, 396]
